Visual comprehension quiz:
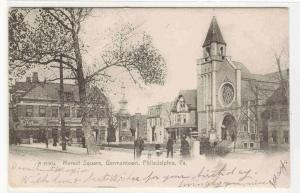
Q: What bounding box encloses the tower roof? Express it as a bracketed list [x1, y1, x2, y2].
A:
[203, 16, 226, 47]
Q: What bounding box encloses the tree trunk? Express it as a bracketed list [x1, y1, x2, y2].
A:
[73, 28, 98, 154]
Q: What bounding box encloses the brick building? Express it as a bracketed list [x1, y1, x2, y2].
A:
[9, 72, 109, 145]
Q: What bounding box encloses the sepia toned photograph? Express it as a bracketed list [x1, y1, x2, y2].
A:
[8, 7, 289, 189]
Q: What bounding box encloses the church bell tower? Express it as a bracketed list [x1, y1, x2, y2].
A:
[197, 16, 227, 137]
[202, 16, 227, 60]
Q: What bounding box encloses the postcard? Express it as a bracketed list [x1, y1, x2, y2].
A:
[8, 6, 290, 190]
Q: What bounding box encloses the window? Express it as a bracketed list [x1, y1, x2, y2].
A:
[52, 107, 58, 117]
[157, 118, 160, 126]
[250, 143, 254, 148]
[183, 114, 187, 123]
[283, 130, 289, 144]
[76, 128, 83, 139]
[242, 120, 248, 132]
[280, 108, 288, 121]
[244, 143, 248, 148]
[271, 110, 279, 121]
[65, 92, 73, 101]
[272, 130, 278, 144]
[243, 125, 248, 132]
[39, 106, 46, 117]
[220, 47, 224, 56]
[178, 97, 185, 112]
[206, 47, 211, 56]
[176, 114, 181, 124]
[222, 83, 234, 105]
[64, 106, 70, 117]
[251, 134, 256, 141]
[77, 108, 82, 118]
[26, 105, 33, 117]
[180, 98, 185, 107]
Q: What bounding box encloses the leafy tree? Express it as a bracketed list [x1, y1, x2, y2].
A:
[9, 8, 167, 154]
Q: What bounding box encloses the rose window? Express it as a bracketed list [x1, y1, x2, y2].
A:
[222, 83, 234, 105]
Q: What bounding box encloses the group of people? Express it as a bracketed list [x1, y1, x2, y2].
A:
[166, 134, 191, 159]
[134, 134, 191, 159]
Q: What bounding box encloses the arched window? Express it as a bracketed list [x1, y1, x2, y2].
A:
[206, 47, 211, 57]
[220, 47, 224, 56]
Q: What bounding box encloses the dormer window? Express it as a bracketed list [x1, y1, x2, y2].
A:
[180, 98, 185, 108]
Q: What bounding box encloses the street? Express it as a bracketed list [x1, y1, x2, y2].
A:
[8, 145, 290, 188]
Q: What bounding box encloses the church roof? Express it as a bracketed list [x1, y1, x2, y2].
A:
[203, 16, 226, 47]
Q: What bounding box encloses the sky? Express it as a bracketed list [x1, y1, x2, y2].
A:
[18, 8, 289, 114]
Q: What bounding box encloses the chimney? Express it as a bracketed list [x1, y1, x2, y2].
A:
[32, 72, 39, 83]
[26, 77, 31, 83]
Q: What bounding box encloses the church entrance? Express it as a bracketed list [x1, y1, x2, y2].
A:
[221, 114, 237, 141]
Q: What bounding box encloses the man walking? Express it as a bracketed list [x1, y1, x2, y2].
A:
[166, 136, 174, 158]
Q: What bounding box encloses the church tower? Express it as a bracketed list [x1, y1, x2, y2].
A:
[202, 16, 227, 60]
[197, 16, 241, 141]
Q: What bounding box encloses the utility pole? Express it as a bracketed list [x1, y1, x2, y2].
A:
[59, 54, 67, 151]
[49, 55, 73, 151]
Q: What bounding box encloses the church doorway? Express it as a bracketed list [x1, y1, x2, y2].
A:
[221, 114, 237, 141]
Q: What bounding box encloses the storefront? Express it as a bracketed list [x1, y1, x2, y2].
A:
[166, 124, 197, 142]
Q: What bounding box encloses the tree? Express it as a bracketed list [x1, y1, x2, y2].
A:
[273, 49, 289, 100]
[9, 8, 167, 154]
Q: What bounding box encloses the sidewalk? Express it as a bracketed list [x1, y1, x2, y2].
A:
[17, 143, 184, 160]
[19, 143, 88, 154]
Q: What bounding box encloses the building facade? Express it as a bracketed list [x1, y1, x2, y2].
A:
[196, 16, 289, 150]
[146, 102, 173, 144]
[130, 113, 147, 140]
[263, 84, 289, 150]
[166, 90, 198, 142]
[10, 72, 109, 145]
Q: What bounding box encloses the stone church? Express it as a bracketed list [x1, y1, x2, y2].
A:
[197, 16, 289, 149]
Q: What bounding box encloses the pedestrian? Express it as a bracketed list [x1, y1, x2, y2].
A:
[166, 136, 174, 158]
[155, 143, 161, 156]
[135, 137, 144, 159]
[44, 129, 48, 148]
[180, 134, 190, 159]
[82, 134, 86, 148]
